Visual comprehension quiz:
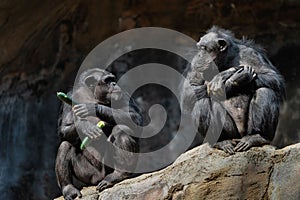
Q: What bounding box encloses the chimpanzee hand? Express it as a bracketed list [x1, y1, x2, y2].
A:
[214, 140, 237, 155]
[207, 75, 226, 100]
[206, 67, 238, 100]
[62, 184, 82, 200]
[234, 134, 270, 152]
[226, 66, 256, 87]
[73, 103, 97, 118]
[192, 84, 208, 100]
[75, 119, 103, 139]
[96, 179, 113, 192]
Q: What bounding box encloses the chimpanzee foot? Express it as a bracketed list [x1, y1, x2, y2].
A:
[62, 184, 82, 200]
[96, 179, 113, 192]
[234, 134, 270, 152]
[214, 140, 236, 155]
[96, 171, 131, 192]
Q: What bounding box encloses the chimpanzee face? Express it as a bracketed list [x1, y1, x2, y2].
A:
[93, 73, 123, 103]
[196, 32, 228, 59]
[192, 32, 229, 80]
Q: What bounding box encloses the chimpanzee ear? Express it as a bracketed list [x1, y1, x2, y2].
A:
[217, 39, 228, 52]
[85, 76, 98, 88]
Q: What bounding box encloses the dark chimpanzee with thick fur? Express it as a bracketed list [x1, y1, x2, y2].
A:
[55, 68, 142, 200]
[181, 26, 285, 154]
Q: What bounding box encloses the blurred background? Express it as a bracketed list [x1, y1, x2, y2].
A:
[0, 0, 299, 199]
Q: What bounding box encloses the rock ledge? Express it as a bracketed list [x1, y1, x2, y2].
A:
[55, 143, 300, 200]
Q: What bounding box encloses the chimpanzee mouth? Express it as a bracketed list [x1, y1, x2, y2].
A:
[110, 91, 122, 101]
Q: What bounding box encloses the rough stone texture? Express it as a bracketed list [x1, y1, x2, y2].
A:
[54, 143, 300, 200]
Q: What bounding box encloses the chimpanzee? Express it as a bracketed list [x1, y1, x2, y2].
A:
[55, 68, 143, 200]
[181, 26, 285, 154]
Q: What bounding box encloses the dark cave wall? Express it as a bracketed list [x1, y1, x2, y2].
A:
[271, 44, 300, 147]
[0, 0, 299, 199]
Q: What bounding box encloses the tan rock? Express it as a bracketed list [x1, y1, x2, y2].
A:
[55, 143, 300, 200]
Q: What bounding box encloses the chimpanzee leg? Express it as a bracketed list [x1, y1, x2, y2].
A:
[55, 141, 105, 200]
[192, 98, 212, 138]
[193, 98, 239, 154]
[96, 125, 138, 192]
[55, 141, 82, 200]
[235, 88, 279, 151]
[214, 113, 240, 154]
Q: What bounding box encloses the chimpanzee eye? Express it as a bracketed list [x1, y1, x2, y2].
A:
[104, 76, 116, 84]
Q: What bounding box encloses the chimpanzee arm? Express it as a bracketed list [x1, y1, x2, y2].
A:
[187, 67, 236, 101]
[191, 84, 208, 100]
[206, 67, 238, 99]
[59, 103, 78, 142]
[253, 67, 285, 102]
[73, 102, 143, 129]
[95, 104, 143, 127]
[59, 102, 104, 141]
[223, 66, 256, 95]
[218, 67, 240, 82]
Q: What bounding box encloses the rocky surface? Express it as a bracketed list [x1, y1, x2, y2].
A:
[55, 143, 300, 200]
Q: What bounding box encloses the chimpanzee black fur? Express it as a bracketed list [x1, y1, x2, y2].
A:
[55, 68, 142, 200]
[181, 26, 285, 154]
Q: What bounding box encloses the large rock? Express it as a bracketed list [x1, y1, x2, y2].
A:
[55, 143, 300, 200]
